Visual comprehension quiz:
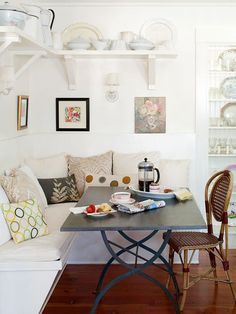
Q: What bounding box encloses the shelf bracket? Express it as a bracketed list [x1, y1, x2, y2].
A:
[148, 55, 156, 90]
[64, 55, 78, 90]
[0, 33, 21, 56]
[14, 51, 46, 80]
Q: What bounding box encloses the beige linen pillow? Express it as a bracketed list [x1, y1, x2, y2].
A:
[113, 151, 160, 175]
[67, 151, 113, 196]
[0, 169, 46, 214]
[24, 153, 67, 178]
[159, 159, 190, 188]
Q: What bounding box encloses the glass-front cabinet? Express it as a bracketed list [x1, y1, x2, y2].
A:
[196, 29, 236, 244]
[208, 46, 236, 224]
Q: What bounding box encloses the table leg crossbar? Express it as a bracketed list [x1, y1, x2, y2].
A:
[90, 230, 180, 314]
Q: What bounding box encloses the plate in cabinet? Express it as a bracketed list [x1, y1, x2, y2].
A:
[220, 76, 236, 99]
[221, 102, 236, 126]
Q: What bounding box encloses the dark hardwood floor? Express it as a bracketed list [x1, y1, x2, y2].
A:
[43, 250, 236, 314]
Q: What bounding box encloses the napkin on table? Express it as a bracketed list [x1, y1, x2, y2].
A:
[174, 189, 193, 201]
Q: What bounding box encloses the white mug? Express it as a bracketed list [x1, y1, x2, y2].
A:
[120, 31, 135, 43]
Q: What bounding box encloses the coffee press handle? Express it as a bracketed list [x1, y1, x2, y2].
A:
[154, 168, 160, 184]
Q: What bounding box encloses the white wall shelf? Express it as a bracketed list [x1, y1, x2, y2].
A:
[209, 126, 236, 129]
[0, 26, 177, 91]
[208, 154, 236, 157]
[209, 99, 236, 102]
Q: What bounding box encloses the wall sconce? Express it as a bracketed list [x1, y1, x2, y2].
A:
[105, 73, 119, 102]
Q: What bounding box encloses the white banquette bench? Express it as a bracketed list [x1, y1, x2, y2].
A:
[0, 151, 190, 314]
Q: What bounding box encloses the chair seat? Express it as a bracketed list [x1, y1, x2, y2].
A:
[163, 232, 221, 253]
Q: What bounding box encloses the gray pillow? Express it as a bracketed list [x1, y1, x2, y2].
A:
[38, 174, 79, 204]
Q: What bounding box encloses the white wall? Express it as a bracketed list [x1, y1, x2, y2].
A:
[1, 3, 236, 262]
[0, 67, 30, 173]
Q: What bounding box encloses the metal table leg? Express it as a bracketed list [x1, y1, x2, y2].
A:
[91, 230, 180, 314]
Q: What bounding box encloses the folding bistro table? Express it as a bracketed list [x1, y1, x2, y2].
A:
[61, 186, 206, 314]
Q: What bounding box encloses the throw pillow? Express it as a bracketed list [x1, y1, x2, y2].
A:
[158, 159, 190, 188]
[38, 174, 80, 204]
[0, 186, 11, 245]
[6, 165, 48, 209]
[113, 151, 160, 175]
[67, 151, 113, 196]
[24, 153, 67, 178]
[0, 169, 46, 214]
[85, 173, 138, 189]
[1, 198, 48, 244]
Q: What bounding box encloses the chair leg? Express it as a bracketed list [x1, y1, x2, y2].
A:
[208, 250, 218, 285]
[166, 246, 174, 288]
[180, 250, 189, 312]
[225, 270, 236, 302]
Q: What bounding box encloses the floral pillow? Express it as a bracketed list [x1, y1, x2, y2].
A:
[38, 174, 80, 204]
[1, 198, 48, 244]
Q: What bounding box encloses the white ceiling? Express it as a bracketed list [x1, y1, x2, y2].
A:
[38, 0, 236, 3]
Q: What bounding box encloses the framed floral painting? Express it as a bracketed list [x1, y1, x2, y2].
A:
[56, 98, 90, 131]
[17, 95, 29, 130]
[134, 97, 166, 133]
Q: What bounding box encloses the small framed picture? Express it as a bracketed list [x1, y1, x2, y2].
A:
[56, 98, 90, 131]
[17, 95, 29, 130]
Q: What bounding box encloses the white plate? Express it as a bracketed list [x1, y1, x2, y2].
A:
[129, 186, 175, 199]
[220, 77, 236, 99]
[140, 18, 176, 49]
[109, 198, 136, 205]
[62, 22, 103, 46]
[84, 209, 117, 217]
[221, 102, 236, 126]
[218, 49, 236, 71]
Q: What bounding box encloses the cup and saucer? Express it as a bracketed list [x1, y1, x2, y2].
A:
[109, 192, 135, 205]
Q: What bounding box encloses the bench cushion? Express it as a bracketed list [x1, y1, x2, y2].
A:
[0, 202, 76, 262]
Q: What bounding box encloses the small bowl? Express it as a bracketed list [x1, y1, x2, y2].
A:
[111, 192, 131, 201]
[91, 40, 110, 50]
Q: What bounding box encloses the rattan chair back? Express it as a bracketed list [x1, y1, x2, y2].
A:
[205, 170, 233, 240]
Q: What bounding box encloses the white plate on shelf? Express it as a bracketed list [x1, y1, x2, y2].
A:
[218, 49, 236, 71]
[109, 198, 136, 205]
[129, 186, 176, 199]
[140, 18, 176, 49]
[221, 102, 236, 126]
[220, 77, 236, 99]
[62, 22, 103, 46]
[84, 209, 117, 218]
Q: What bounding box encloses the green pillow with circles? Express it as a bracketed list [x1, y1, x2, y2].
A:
[1, 198, 48, 244]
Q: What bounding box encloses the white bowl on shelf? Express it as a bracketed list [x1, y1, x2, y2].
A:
[129, 37, 155, 50]
[91, 39, 110, 50]
[129, 42, 154, 50]
[67, 36, 91, 50]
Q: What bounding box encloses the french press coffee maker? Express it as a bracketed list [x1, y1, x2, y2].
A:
[138, 158, 160, 192]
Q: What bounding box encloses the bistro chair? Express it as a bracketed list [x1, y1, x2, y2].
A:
[164, 170, 236, 311]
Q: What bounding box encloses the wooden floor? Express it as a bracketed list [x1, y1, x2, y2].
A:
[43, 250, 236, 314]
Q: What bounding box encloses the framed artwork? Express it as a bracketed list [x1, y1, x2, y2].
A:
[56, 98, 90, 131]
[134, 97, 166, 133]
[17, 95, 29, 130]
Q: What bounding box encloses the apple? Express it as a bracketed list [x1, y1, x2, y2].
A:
[89, 204, 96, 211]
[86, 206, 95, 213]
